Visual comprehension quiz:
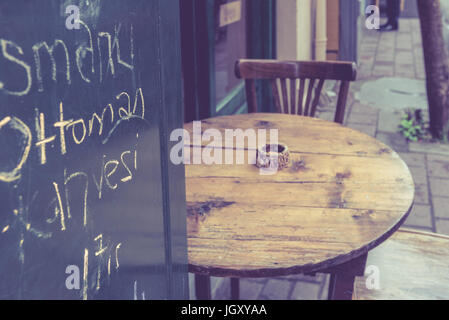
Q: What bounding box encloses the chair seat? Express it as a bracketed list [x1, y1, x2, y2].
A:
[354, 228, 449, 300]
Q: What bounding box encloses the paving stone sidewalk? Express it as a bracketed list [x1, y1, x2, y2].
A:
[346, 18, 449, 236]
[193, 18, 449, 300]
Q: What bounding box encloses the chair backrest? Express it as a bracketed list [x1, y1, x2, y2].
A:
[235, 59, 357, 124]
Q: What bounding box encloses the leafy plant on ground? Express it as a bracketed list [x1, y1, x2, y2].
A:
[398, 109, 429, 142]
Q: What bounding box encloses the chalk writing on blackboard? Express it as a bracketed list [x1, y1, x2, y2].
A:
[0, 21, 133, 96]
[0, 116, 32, 182]
[0, 16, 152, 299]
[0, 87, 144, 184]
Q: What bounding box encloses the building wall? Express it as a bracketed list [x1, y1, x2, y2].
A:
[276, 0, 313, 60]
[275, 0, 360, 63]
[276, 0, 329, 61]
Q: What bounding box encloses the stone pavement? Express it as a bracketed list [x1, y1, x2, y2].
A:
[192, 18, 449, 300]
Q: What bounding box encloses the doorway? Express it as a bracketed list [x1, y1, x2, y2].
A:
[180, 0, 276, 122]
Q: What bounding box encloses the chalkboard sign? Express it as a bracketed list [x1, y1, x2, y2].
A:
[0, 0, 189, 299]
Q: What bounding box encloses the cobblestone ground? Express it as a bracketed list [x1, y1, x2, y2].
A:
[348, 18, 449, 236]
[192, 18, 449, 300]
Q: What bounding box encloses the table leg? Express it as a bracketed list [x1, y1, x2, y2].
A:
[327, 273, 357, 300]
[231, 278, 240, 300]
[326, 253, 368, 300]
[195, 274, 211, 300]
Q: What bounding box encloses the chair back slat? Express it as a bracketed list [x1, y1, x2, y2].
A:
[245, 79, 258, 113]
[235, 59, 357, 122]
[297, 78, 306, 115]
[280, 79, 289, 113]
[303, 78, 316, 116]
[270, 79, 282, 113]
[310, 78, 325, 117]
[334, 81, 350, 124]
[290, 78, 297, 115]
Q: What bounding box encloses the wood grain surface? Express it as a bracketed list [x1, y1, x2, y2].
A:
[185, 113, 414, 277]
[354, 228, 449, 300]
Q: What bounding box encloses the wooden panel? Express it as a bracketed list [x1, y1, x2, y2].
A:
[355, 229, 449, 300]
[184, 114, 414, 277]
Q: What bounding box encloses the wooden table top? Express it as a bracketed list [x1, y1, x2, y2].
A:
[184, 113, 414, 277]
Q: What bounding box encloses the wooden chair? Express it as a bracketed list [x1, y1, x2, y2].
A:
[354, 228, 449, 300]
[235, 59, 357, 301]
[233, 59, 356, 300]
[234, 59, 357, 123]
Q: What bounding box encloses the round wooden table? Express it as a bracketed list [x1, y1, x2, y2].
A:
[184, 113, 414, 300]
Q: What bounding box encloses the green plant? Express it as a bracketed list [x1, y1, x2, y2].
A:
[398, 109, 427, 142]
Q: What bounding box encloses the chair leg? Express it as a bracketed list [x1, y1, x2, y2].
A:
[230, 278, 240, 300]
[195, 274, 211, 300]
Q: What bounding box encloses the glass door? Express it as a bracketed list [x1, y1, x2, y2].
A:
[180, 0, 276, 122]
[214, 0, 248, 115]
